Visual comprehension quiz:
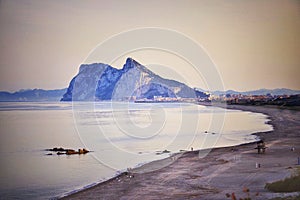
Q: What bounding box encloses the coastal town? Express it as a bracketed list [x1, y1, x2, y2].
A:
[134, 92, 300, 108]
[209, 93, 300, 107]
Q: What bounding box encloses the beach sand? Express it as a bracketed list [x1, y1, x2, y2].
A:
[61, 105, 300, 200]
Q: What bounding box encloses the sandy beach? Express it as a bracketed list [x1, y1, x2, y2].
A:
[62, 105, 300, 200]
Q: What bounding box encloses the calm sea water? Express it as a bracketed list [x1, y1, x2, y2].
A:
[0, 102, 272, 199]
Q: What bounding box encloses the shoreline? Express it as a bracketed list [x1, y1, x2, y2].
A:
[61, 105, 300, 200]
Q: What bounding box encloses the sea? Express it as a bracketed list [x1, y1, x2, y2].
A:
[0, 102, 273, 199]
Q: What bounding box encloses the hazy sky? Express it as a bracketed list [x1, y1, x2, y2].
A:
[0, 0, 299, 92]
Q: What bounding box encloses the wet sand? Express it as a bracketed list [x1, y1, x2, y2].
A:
[62, 105, 300, 200]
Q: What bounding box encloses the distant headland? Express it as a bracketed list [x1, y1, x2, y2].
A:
[0, 58, 299, 104]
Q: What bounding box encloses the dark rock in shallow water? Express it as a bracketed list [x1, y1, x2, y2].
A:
[156, 149, 171, 155]
[78, 148, 89, 154]
[46, 147, 90, 156]
[47, 147, 67, 152]
[66, 149, 76, 155]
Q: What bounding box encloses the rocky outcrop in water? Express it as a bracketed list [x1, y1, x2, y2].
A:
[46, 147, 90, 155]
[61, 58, 208, 101]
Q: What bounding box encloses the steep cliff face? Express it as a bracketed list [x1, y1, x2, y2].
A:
[61, 58, 207, 101]
[61, 63, 109, 101]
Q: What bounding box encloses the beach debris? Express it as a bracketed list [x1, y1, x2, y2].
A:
[243, 187, 250, 193]
[231, 192, 236, 200]
[225, 192, 237, 200]
[217, 158, 229, 164]
[226, 187, 260, 200]
[125, 169, 134, 179]
[115, 170, 135, 183]
[242, 187, 251, 200]
[45, 147, 90, 155]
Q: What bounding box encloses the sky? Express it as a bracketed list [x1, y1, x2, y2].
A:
[0, 0, 299, 92]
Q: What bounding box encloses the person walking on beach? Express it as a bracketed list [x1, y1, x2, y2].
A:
[256, 140, 266, 154]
